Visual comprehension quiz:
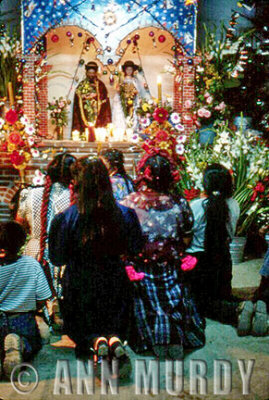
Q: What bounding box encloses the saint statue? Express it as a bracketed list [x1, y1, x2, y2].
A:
[72, 61, 111, 140]
[112, 60, 150, 132]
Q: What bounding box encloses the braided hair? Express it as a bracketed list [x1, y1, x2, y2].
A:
[100, 148, 134, 194]
[39, 152, 76, 263]
[138, 154, 174, 194]
[203, 163, 233, 255]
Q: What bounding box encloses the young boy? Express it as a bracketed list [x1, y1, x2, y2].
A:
[0, 221, 52, 378]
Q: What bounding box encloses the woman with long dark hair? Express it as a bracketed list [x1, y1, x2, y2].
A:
[17, 152, 76, 295]
[100, 148, 134, 201]
[185, 163, 240, 322]
[121, 152, 205, 359]
[49, 157, 143, 367]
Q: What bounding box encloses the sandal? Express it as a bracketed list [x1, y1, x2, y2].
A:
[3, 334, 23, 378]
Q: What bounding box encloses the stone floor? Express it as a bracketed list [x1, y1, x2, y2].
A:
[0, 258, 268, 400]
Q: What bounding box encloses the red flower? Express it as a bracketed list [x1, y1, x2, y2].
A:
[153, 107, 169, 123]
[142, 140, 152, 153]
[10, 151, 25, 166]
[251, 182, 265, 202]
[184, 187, 200, 201]
[5, 109, 18, 125]
[8, 132, 21, 145]
[1, 142, 7, 151]
[156, 130, 169, 141]
[172, 170, 180, 182]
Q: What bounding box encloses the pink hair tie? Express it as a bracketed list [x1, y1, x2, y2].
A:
[181, 255, 197, 271]
[125, 266, 145, 281]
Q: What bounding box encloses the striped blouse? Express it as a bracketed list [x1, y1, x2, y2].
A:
[0, 256, 52, 312]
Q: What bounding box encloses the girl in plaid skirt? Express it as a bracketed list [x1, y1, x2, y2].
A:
[121, 152, 206, 359]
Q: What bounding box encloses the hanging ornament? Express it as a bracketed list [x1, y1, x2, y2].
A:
[119, 48, 124, 54]
[51, 34, 59, 43]
[152, 38, 157, 48]
[109, 74, 114, 85]
[86, 37, 94, 44]
[78, 32, 83, 37]
[91, 4, 95, 10]
[106, 46, 112, 52]
[127, 39, 132, 45]
[66, 31, 72, 37]
[79, 59, 85, 65]
[103, 70, 108, 75]
[107, 59, 113, 65]
[134, 34, 140, 40]
[187, 58, 193, 65]
[149, 31, 155, 37]
[114, 71, 119, 75]
[158, 35, 166, 43]
[103, 10, 117, 26]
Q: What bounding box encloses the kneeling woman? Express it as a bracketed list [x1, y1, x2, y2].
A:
[49, 157, 143, 364]
[121, 153, 206, 359]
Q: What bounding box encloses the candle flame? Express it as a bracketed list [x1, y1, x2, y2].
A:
[157, 75, 162, 84]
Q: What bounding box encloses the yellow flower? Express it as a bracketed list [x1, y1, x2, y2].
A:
[24, 152, 31, 162]
[127, 99, 133, 106]
[142, 103, 149, 112]
[8, 143, 16, 152]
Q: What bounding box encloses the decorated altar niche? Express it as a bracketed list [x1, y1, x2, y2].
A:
[21, 0, 199, 140]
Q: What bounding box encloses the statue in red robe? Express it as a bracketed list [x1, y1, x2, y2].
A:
[72, 62, 111, 140]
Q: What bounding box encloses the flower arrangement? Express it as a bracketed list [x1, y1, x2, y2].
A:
[0, 109, 39, 171]
[192, 23, 253, 127]
[178, 119, 269, 235]
[0, 28, 21, 100]
[47, 97, 69, 128]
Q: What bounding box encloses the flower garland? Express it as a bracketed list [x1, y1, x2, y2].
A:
[0, 109, 39, 170]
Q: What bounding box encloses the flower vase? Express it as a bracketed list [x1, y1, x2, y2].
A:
[233, 116, 252, 131]
[229, 236, 247, 264]
[55, 126, 64, 140]
[199, 123, 216, 145]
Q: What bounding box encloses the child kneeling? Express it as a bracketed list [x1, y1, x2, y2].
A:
[0, 221, 52, 378]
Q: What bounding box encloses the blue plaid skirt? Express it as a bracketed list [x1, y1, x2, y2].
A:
[133, 264, 206, 351]
[0, 311, 42, 361]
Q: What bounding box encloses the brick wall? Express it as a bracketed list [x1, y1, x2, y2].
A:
[173, 56, 200, 136]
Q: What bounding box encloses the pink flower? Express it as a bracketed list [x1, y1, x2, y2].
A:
[28, 137, 35, 146]
[177, 134, 186, 143]
[204, 109, 212, 118]
[206, 96, 213, 104]
[184, 100, 192, 109]
[181, 255, 198, 271]
[215, 101, 226, 111]
[197, 108, 206, 118]
[125, 266, 145, 281]
[204, 92, 210, 98]
[176, 143, 185, 155]
[59, 101, 65, 108]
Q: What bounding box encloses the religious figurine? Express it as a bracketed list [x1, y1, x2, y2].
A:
[112, 60, 150, 132]
[72, 61, 111, 140]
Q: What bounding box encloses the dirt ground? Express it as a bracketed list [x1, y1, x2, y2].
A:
[0, 258, 268, 400]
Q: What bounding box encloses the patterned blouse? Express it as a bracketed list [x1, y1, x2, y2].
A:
[121, 189, 193, 266]
[110, 174, 134, 201]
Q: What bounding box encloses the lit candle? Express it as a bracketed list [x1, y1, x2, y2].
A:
[72, 130, 80, 141]
[157, 75, 162, 105]
[7, 82, 14, 106]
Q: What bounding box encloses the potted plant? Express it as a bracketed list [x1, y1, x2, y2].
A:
[47, 97, 69, 140]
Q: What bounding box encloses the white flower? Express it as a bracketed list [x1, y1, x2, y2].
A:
[170, 112, 181, 124]
[175, 123, 185, 132]
[214, 144, 222, 154]
[0, 118, 4, 128]
[30, 149, 40, 158]
[175, 144, 185, 155]
[25, 125, 35, 135]
[177, 134, 186, 143]
[28, 137, 35, 146]
[131, 134, 140, 144]
[32, 169, 45, 185]
[20, 116, 29, 125]
[140, 117, 151, 128]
